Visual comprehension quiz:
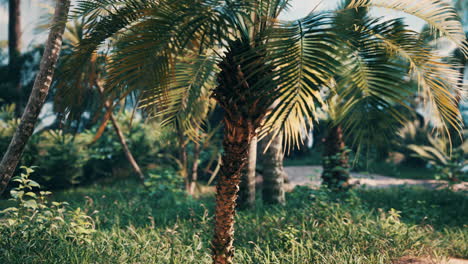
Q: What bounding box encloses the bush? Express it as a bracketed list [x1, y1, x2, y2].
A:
[82, 112, 178, 182]
[0, 167, 95, 250]
[27, 131, 90, 189]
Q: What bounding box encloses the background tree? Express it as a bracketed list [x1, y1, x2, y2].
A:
[0, 0, 71, 195]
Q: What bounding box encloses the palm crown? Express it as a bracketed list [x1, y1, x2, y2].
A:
[60, 0, 465, 148]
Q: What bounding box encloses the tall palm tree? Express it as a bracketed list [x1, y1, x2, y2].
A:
[60, 1, 465, 263]
[0, 0, 71, 194]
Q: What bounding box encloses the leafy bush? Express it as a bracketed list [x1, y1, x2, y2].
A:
[144, 167, 186, 206]
[0, 167, 95, 247]
[82, 112, 178, 182]
[408, 133, 467, 183]
[28, 131, 90, 189]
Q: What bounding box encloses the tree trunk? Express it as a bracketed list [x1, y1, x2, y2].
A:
[0, 0, 70, 195]
[237, 135, 257, 209]
[8, 0, 22, 115]
[188, 142, 200, 195]
[177, 125, 189, 192]
[212, 124, 253, 264]
[97, 83, 145, 183]
[321, 124, 351, 191]
[211, 39, 274, 264]
[260, 133, 286, 205]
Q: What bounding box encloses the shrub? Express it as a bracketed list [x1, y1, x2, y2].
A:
[28, 131, 90, 189]
[82, 112, 178, 182]
[0, 167, 95, 247]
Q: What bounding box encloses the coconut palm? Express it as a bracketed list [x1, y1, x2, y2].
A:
[59, 0, 465, 263]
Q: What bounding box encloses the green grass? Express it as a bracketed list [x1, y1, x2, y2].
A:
[1, 181, 467, 263]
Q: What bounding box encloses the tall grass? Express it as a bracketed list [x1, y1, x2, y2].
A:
[1, 181, 466, 263]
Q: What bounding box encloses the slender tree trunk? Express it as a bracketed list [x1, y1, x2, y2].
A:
[237, 135, 257, 209]
[177, 125, 189, 192]
[0, 0, 70, 195]
[109, 114, 145, 182]
[8, 0, 22, 115]
[97, 83, 145, 183]
[212, 123, 254, 264]
[321, 124, 351, 191]
[260, 133, 286, 205]
[188, 142, 201, 195]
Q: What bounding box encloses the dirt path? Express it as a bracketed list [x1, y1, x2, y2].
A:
[284, 166, 468, 191]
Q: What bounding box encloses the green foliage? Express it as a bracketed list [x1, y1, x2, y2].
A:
[1, 181, 466, 263]
[82, 112, 176, 181]
[0, 104, 19, 154]
[0, 167, 95, 251]
[408, 135, 468, 182]
[28, 131, 90, 189]
[144, 167, 185, 204]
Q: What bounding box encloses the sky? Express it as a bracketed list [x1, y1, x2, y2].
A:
[0, 0, 428, 51]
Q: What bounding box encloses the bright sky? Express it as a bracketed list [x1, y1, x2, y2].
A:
[0, 0, 428, 50]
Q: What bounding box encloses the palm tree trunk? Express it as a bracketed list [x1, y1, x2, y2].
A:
[96, 83, 145, 183]
[260, 133, 286, 205]
[8, 0, 22, 115]
[321, 124, 350, 190]
[237, 135, 257, 209]
[0, 0, 70, 195]
[212, 123, 254, 264]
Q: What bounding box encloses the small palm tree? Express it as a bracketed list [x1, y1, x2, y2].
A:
[62, 0, 465, 263]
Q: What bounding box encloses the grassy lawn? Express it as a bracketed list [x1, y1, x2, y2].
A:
[0, 181, 466, 263]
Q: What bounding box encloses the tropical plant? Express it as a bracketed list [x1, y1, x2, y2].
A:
[0, 0, 71, 195]
[408, 132, 468, 183]
[60, 0, 465, 262]
[0, 166, 95, 244]
[319, 0, 466, 190]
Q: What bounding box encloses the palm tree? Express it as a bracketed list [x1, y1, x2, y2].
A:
[61, 1, 465, 263]
[0, 0, 71, 194]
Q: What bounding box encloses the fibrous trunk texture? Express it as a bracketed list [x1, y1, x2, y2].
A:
[211, 39, 275, 264]
[212, 125, 253, 264]
[0, 0, 71, 195]
[8, 0, 22, 115]
[237, 135, 257, 209]
[260, 133, 286, 205]
[321, 124, 351, 191]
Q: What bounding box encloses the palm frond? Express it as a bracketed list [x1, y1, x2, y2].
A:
[262, 12, 340, 150]
[140, 53, 219, 140]
[347, 0, 468, 54]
